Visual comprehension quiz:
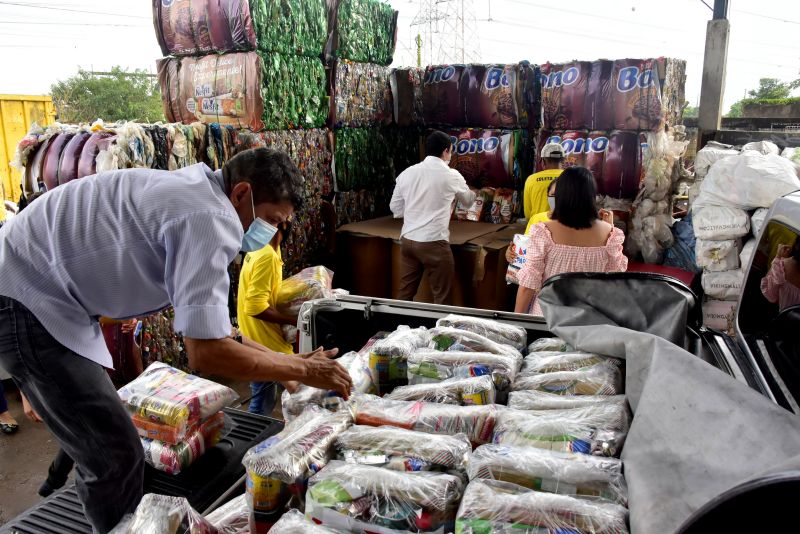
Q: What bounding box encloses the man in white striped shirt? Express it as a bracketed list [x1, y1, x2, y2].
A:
[0, 148, 352, 532]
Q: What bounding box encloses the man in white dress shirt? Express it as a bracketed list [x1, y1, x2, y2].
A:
[390, 131, 476, 304]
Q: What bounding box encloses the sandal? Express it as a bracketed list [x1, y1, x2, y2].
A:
[0, 422, 19, 434]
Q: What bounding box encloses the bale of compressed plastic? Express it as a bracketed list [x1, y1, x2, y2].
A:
[330, 0, 398, 65]
[251, 0, 327, 57]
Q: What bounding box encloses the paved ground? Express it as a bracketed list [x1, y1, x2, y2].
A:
[0, 378, 272, 527]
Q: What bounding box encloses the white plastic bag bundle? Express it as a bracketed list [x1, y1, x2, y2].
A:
[740, 239, 757, 269]
[751, 208, 769, 238]
[702, 269, 744, 300]
[694, 151, 800, 210]
[694, 142, 738, 179]
[696, 238, 741, 272]
[692, 206, 750, 240]
[505, 234, 530, 285]
[742, 140, 780, 155]
[702, 297, 737, 332]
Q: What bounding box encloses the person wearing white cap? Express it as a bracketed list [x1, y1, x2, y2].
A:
[523, 142, 564, 220]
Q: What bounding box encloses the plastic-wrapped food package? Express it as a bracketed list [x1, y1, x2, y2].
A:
[468, 444, 628, 505]
[385, 375, 496, 405]
[335, 425, 471, 473]
[153, 0, 257, 57]
[333, 0, 398, 65]
[351, 395, 500, 446]
[270, 509, 343, 533]
[455, 479, 629, 534]
[251, 0, 327, 57]
[702, 269, 745, 301]
[751, 208, 769, 239]
[390, 68, 424, 126]
[369, 327, 431, 394]
[332, 60, 392, 127]
[435, 315, 527, 352]
[109, 494, 216, 534]
[142, 412, 226, 475]
[696, 238, 741, 272]
[427, 327, 522, 359]
[243, 408, 352, 514]
[492, 405, 629, 457]
[118, 362, 238, 444]
[455, 187, 492, 221]
[276, 266, 334, 343]
[692, 206, 750, 240]
[521, 352, 622, 375]
[447, 129, 523, 189]
[512, 362, 623, 396]
[281, 351, 377, 421]
[527, 337, 572, 353]
[306, 460, 464, 533]
[508, 391, 627, 412]
[505, 234, 529, 285]
[407, 351, 519, 398]
[205, 495, 249, 534]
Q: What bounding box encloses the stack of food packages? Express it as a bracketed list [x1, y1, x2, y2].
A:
[110, 493, 252, 533]
[117, 362, 238, 475]
[276, 265, 339, 344]
[691, 141, 800, 333]
[537, 58, 686, 232]
[236, 314, 634, 532]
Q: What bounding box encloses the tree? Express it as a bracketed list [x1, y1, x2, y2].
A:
[51, 66, 165, 124]
[683, 104, 698, 118]
[726, 101, 743, 118]
[746, 77, 791, 100]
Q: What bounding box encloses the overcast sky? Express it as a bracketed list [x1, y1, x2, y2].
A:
[0, 0, 797, 112]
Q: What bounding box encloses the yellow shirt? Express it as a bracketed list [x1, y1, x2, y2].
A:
[524, 169, 562, 219]
[525, 211, 551, 235]
[237, 244, 294, 354]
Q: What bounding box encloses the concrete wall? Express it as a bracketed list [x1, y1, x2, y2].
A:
[742, 101, 800, 119]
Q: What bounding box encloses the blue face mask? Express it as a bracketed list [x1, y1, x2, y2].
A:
[548, 197, 556, 211]
[241, 191, 278, 252]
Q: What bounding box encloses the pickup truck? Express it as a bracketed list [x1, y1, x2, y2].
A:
[5, 194, 799, 533]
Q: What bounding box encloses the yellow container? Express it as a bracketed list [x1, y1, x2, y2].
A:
[0, 94, 57, 208]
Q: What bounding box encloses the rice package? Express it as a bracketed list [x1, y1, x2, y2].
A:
[385, 375, 496, 405]
[513, 362, 623, 396]
[692, 206, 750, 240]
[492, 405, 629, 457]
[109, 494, 216, 534]
[696, 238, 742, 272]
[281, 351, 377, 421]
[520, 352, 622, 374]
[407, 351, 519, 399]
[428, 327, 522, 359]
[335, 425, 471, 473]
[142, 411, 226, 475]
[468, 444, 628, 505]
[505, 234, 530, 285]
[351, 395, 500, 446]
[507, 391, 627, 412]
[435, 315, 527, 351]
[243, 408, 352, 514]
[369, 327, 431, 394]
[118, 362, 238, 445]
[306, 461, 464, 533]
[527, 337, 572, 353]
[455, 479, 629, 534]
[269, 509, 342, 533]
[702, 269, 745, 301]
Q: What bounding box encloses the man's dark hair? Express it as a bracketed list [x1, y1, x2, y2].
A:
[425, 130, 453, 158]
[223, 148, 305, 211]
[550, 166, 598, 229]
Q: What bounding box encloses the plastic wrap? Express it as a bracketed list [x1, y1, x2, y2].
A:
[109, 494, 216, 534]
[281, 351, 377, 421]
[492, 404, 629, 457]
[751, 208, 769, 239]
[740, 239, 757, 269]
[351, 395, 500, 446]
[306, 460, 463, 533]
[468, 444, 628, 505]
[269, 509, 342, 533]
[385, 375, 495, 405]
[118, 362, 238, 444]
[520, 352, 622, 375]
[508, 391, 627, 412]
[142, 412, 226, 475]
[205, 495, 249, 533]
[447, 128, 524, 189]
[694, 142, 738, 180]
[702, 269, 745, 301]
[512, 362, 623, 396]
[455, 479, 629, 534]
[369, 327, 431, 394]
[695, 238, 741, 272]
[251, 0, 327, 57]
[505, 234, 529, 285]
[333, 0, 398, 65]
[435, 315, 527, 352]
[335, 425, 471, 473]
[243, 408, 352, 513]
[527, 337, 572, 353]
[692, 206, 750, 240]
[427, 327, 522, 359]
[276, 266, 334, 343]
[407, 351, 519, 397]
[332, 60, 392, 127]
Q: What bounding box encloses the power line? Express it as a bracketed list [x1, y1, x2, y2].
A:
[699, 0, 713, 11]
[0, 1, 150, 19]
[0, 20, 144, 27]
[734, 9, 800, 26]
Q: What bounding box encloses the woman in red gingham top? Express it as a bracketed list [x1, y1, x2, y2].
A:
[515, 166, 628, 316]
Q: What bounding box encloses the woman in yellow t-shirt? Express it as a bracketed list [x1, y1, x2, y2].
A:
[507, 180, 557, 264]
